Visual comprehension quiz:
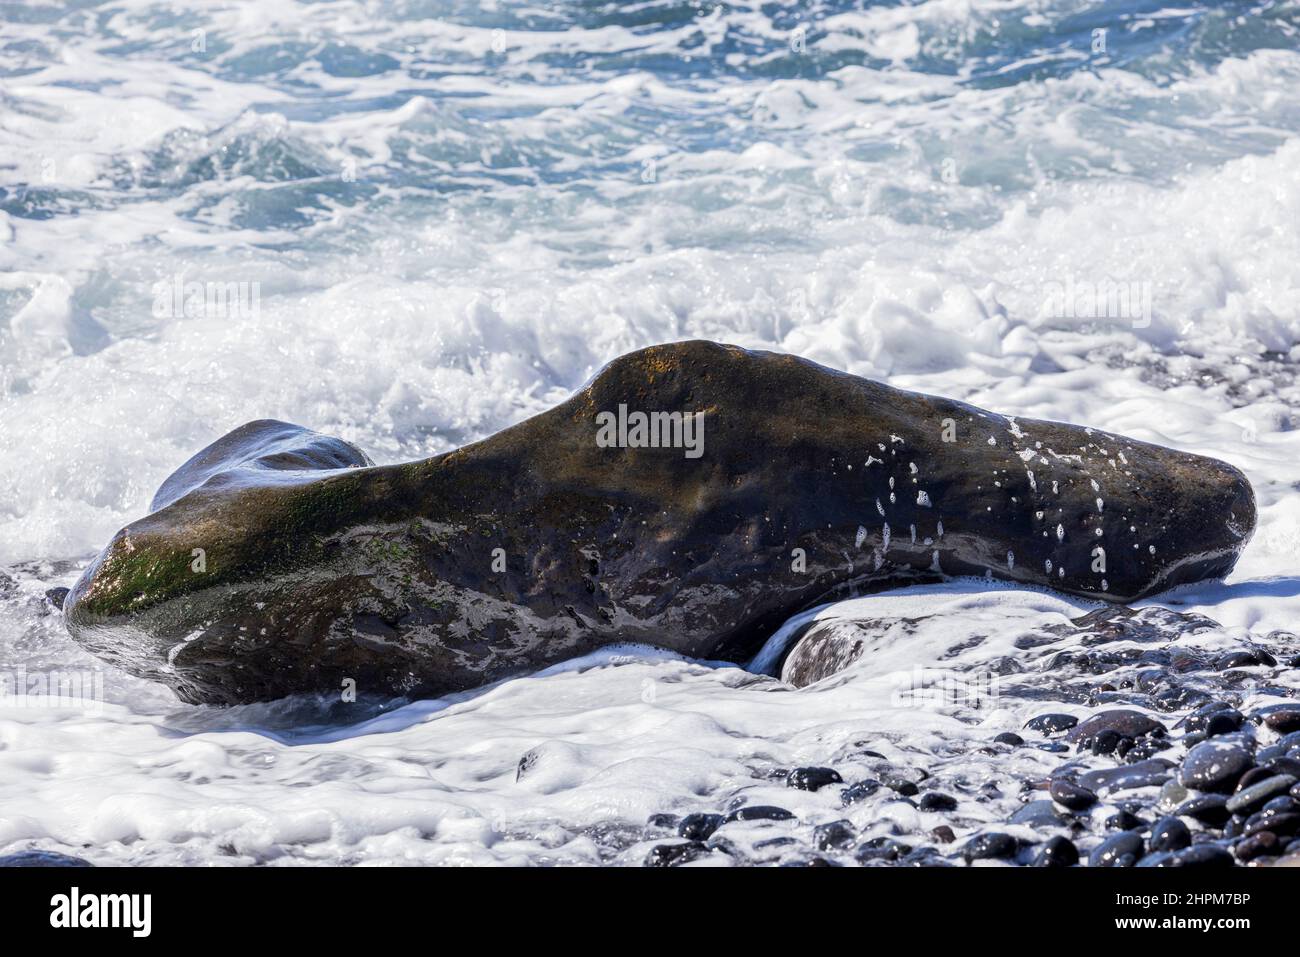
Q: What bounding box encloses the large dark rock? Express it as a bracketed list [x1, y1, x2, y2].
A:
[63, 341, 1257, 704]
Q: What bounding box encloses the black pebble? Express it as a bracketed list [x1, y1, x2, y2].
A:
[43, 587, 69, 611]
[1106, 810, 1146, 832]
[962, 832, 1019, 863]
[1025, 713, 1078, 735]
[1032, 835, 1079, 867]
[725, 805, 794, 823]
[1176, 794, 1231, 827]
[1049, 778, 1097, 811]
[883, 775, 920, 797]
[840, 780, 881, 806]
[786, 766, 843, 792]
[1089, 831, 1144, 867]
[994, 732, 1024, 747]
[644, 842, 710, 867]
[855, 837, 911, 863]
[813, 819, 856, 851]
[1234, 832, 1281, 863]
[1179, 740, 1254, 793]
[677, 812, 724, 842]
[919, 792, 958, 812]
[1149, 817, 1191, 852]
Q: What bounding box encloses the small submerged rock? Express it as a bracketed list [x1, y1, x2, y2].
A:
[786, 767, 843, 792]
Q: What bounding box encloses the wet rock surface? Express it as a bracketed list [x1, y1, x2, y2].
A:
[63, 341, 1255, 704]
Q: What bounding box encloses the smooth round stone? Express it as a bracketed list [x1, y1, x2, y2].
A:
[0, 850, 93, 867]
[1049, 778, 1098, 811]
[1068, 710, 1166, 746]
[1078, 759, 1173, 794]
[1234, 766, 1275, 793]
[840, 780, 881, 806]
[1245, 813, 1300, 839]
[813, 819, 856, 851]
[726, 805, 795, 823]
[644, 841, 711, 867]
[1265, 757, 1300, 779]
[786, 766, 843, 792]
[1159, 779, 1190, 811]
[930, 825, 956, 844]
[1088, 831, 1144, 868]
[918, 792, 958, 812]
[1168, 844, 1235, 868]
[1011, 800, 1066, 829]
[1149, 817, 1191, 852]
[994, 732, 1024, 747]
[855, 837, 911, 863]
[1175, 794, 1231, 827]
[883, 775, 920, 797]
[962, 832, 1019, 863]
[1025, 713, 1078, 736]
[1234, 832, 1282, 863]
[1259, 706, 1300, 735]
[678, 812, 724, 842]
[1032, 836, 1079, 867]
[1227, 774, 1297, 816]
[1179, 740, 1254, 793]
[1106, 810, 1146, 832]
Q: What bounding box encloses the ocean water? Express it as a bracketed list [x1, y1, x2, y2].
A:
[1, 0, 1299, 865]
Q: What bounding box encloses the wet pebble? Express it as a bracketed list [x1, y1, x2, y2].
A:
[1258, 706, 1300, 735]
[813, 819, 856, 851]
[1089, 831, 1144, 868]
[918, 792, 958, 812]
[644, 841, 710, 867]
[840, 780, 881, 806]
[786, 766, 843, 792]
[962, 832, 1019, 863]
[678, 813, 724, 842]
[1226, 774, 1296, 816]
[855, 837, 911, 863]
[994, 732, 1024, 747]
[726, 805, 795, 823]
[1024, 712, 1076, 738]
[1011, 800, 1065, 828]
[1179, 740, 1254, 793]
[1078, 759, 1173, 794]
[1175, 794, 1232, 827]
[1032, 835, 1079, 867]
[1049, 778, 1097, 811]
[1235, 832, 1282, 863]
[1106, 809, 1146, 832]
[1149, 817, 1191, 852]
[930, 825, 956, 844]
